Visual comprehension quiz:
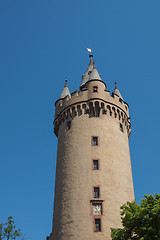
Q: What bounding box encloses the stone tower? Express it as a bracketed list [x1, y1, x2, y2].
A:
[48, 54, 134, 240]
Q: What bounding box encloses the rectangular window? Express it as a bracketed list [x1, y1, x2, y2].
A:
[94, 187, 100, 198]
[93, 86, 98, 93]
[92, 136, 98, 146]
[95, 219, 101, 232]
[93, 160, 99, 170]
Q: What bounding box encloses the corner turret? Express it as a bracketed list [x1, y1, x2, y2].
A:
[60, 80, 71, 99]
[114, 81, 123, 100]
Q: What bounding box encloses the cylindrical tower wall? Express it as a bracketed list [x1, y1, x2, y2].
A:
[51, 81, 134, 240]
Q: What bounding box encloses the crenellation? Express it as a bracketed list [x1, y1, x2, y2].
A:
[54, 98, 131, 138]
[55, 84, 129, 116]
[71, 90, 78, 97]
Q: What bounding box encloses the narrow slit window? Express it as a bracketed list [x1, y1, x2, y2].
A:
[95, 219, 101, 232]
[93, 160, 99, 170]
[94, 187, 100, 198]
[120, 123, 123, 132]
[66, 121, 71, 130]
[93, 86, 98, 93]
[92, 136, 98, 146]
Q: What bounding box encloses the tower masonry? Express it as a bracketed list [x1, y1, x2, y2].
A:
[48, 54, 134, 240]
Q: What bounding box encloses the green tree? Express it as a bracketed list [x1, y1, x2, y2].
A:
[0, 216, 23, 240]
[111, 194, 160, 240]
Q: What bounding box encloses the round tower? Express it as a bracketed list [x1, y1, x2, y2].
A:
[49, 55, 134, 240]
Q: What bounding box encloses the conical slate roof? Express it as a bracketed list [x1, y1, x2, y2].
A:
[60, 80, 71, 99]
[80, 55, 102, 87]
[114, 82, 123, 100]
[88, 61, 101, 81]
[80, 55, 94, 87]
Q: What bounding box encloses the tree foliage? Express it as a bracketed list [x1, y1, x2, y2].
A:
[111, 194, 160, 240]
[0, 216, 23, 240]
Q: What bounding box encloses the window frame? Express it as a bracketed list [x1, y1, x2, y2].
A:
[92, 86, 98, 93]
[91, 136, 99, 146]
[94, 218, 102, 232]
[92, 159, 100, 170]
[93, 186, 100, 198]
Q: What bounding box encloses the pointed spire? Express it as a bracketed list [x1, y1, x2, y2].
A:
[80, 55, 103, 88]
[114, 81, 123, 100]
[88, 61, 101, 81]
[80, 55, 94, 87]
[60, 80, 71, 99]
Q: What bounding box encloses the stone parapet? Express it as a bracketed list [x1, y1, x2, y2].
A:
[54, 83, 131, 138]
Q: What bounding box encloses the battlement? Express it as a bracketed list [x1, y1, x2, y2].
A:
[54, 83, 131, 138]
[54, 55, 131, 139]
[55, 80, 129, 113]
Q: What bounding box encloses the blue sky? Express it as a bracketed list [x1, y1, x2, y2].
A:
[0, 0, 160, 239]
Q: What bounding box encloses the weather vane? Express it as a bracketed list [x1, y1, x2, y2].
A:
[87, 48, 92, 53]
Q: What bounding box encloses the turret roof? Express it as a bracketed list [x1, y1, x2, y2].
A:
[80, 54, 94, 87]
[88, 61, 101, 81]
[80, 55, 102, 87]
[114, 81, 123, 100]
[60, 80, 71, 99]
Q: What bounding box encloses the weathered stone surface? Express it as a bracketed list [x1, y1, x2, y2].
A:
[49, 64, 134, 240]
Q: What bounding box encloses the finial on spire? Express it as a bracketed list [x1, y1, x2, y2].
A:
[87, 48, 93, 59]
[65, 79, 68, 86]
[60, 79, 71, 99]
[115, 81, 117, 89]
[89, 54, 93, 60]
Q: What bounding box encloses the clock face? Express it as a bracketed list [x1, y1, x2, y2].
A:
[93, 204, 102, 215]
